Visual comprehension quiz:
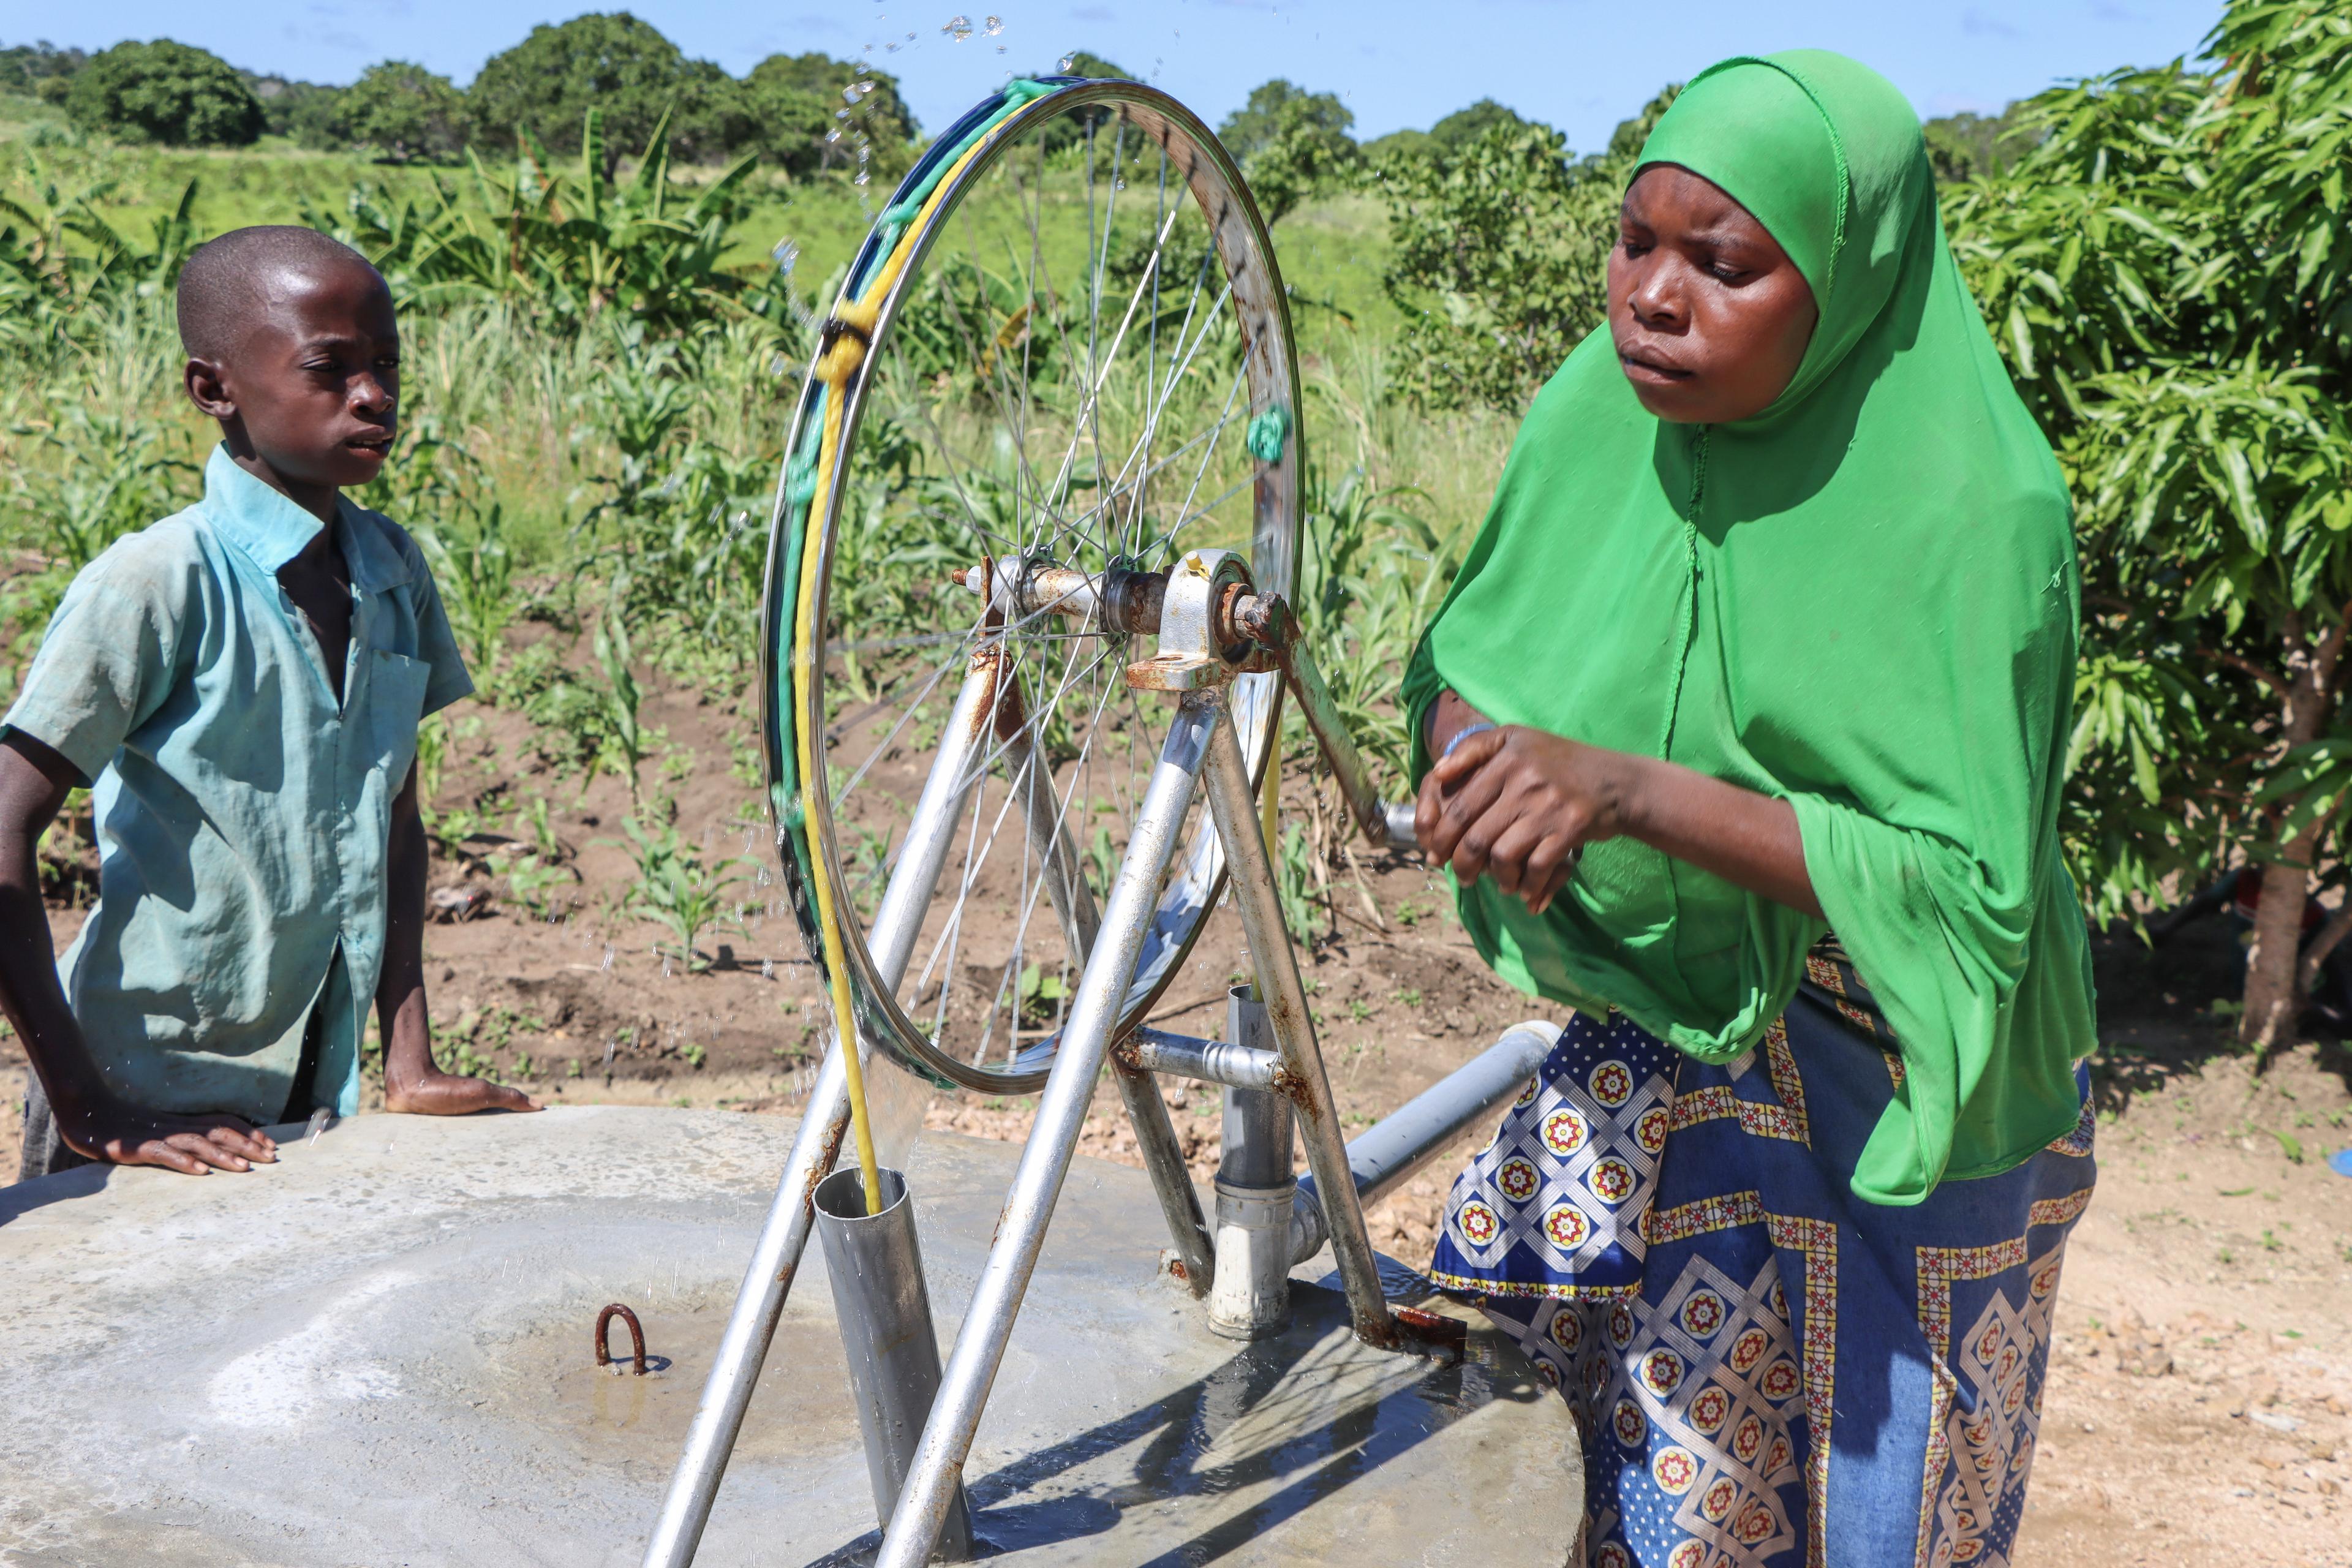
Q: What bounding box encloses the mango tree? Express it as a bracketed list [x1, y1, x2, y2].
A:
[1949, 0, 2352, 1050]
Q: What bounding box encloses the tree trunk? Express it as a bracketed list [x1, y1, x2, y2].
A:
[2241, 823, 2319, 1052]
[2239, 608, 2348, 1054]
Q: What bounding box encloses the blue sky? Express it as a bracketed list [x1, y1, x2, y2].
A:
[8, 1, 2223, 150]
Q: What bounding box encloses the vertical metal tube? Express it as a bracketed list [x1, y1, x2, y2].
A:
[1197, 703, 1398, 1350]
[644, 666, 1000, 1568]
[812, 1167, 974, 1559]
[1109, 1061, 1217, 1293]
[641, 1050, 851, 1567]
[872, 692, 1218, 1568]
[1207, 985, 1295, 1340]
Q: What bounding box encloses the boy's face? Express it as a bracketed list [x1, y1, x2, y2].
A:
[185, 260, 400, 495]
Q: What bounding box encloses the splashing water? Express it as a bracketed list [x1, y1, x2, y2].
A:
[943, 14, 973, 41]
[772, 238, 799, 274]
[1058, 54, 1076, 72]
[304, 1107, 334, 1146]
[984, 14, 1002, 34]
[761, 959, 776, 980]
[601, 946, 616, 972]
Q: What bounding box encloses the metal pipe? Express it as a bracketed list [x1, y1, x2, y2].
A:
[1002, 693, 1212, 1289]
[812, 1167, 974, 1560]
[868, 657, 1000, 985]
[1281, 638, 1399, 850]
[1207, 986, 1296, 1341]
[1118, 1027, 1282, 1091]
[644, 669, 1005, 1567]
[953, 560, 1167, 636]
[1109, 1060, 1217, 1294]
[1197, 703, 1398, 1351]
[872, 692, 1218, 1568]
[1287, 1020, 1558, 1266]
[641, 1052, 851, 1567]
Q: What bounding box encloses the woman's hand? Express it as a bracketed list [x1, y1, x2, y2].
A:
[1416, 726, 1648, 916]
[1413, 689, 1823, 920]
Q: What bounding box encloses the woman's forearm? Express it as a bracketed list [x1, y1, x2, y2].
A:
[1620, 754, 1823, 919]
[1417, 687, 1823, 920]
[1423, 690, 1493, 764]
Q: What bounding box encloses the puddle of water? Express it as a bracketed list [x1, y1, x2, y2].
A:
[487, 1303, 865, 1462]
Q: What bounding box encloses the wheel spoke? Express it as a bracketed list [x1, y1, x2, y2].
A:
[788, 89, 1289, 1090]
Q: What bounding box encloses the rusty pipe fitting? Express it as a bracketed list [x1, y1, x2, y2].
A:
[597, 1302, 648, 1375]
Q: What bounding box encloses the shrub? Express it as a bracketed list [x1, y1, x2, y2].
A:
[65, 40, 264, 147]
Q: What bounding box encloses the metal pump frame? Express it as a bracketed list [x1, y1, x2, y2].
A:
[639, 546, 1552, 1566]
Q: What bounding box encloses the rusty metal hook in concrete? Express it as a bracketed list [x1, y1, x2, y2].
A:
[596, 1303, 648, 1376]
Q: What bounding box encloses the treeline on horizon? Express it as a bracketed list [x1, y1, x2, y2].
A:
[0, 18, 2026, 183]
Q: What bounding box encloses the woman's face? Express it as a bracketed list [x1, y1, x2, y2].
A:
[1607, 165, 1818, 424]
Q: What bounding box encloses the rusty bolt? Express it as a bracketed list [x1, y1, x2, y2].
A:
[596, 1302, 647, 1376]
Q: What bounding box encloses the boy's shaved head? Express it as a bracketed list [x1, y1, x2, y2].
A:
[176, 226, 383, 363]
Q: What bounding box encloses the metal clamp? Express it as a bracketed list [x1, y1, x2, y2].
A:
[1126, 548, 1255, 692]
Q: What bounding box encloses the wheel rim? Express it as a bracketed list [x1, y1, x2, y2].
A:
[763, 80, 1300, 1094]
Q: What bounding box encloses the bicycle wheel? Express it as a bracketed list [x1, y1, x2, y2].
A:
[763, 78, 1299, 1094]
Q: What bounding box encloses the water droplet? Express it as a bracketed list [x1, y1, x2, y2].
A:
[662, 957, 673, 979]
[856, 170, 872, 186]
[826, 128, 843, 144]
[1058, 54, 1076, 72]
[984, 14, 1002, 34]
[943, 14, 972, 41]
[762, 959, 776, 980]
[771, 238, 799, 273]
[600, 946, 615, 971]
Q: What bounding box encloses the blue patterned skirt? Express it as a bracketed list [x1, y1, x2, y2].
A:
[1430, 941, 2097, 1568]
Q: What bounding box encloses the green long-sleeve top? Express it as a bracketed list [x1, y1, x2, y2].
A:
[1400, 50, 2097, 1205]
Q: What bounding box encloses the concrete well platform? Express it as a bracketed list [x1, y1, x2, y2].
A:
[0, 1105, 1580, 1566]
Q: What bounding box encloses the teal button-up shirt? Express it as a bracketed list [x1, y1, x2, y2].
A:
[2, 447, 471, 1123]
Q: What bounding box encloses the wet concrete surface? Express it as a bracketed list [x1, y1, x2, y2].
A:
[0, 1105, 1580, 1565]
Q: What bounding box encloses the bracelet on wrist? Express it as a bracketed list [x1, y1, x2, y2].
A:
[1440, 720, 1498, 761]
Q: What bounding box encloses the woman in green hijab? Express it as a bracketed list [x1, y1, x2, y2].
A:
[1405, 51, 2097, 1566]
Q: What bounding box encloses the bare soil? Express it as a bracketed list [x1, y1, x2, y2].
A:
[5, 666, 2350, 1562]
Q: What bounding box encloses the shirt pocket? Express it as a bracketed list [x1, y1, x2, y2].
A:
[361, 649, 432, 788]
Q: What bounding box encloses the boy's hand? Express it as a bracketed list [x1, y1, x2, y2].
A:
[62, 1104, 279, 1175]
[383, 1061, 541, 1117]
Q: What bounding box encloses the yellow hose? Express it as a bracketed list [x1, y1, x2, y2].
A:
[792, 124, 1023, 1215]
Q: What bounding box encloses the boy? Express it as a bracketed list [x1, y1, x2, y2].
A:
[0, 225, 535, 1180]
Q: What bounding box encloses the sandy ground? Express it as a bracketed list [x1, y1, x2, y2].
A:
[6, 673, 2351, 1562]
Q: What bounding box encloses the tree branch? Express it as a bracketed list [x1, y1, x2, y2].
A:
[2299, 899, 2352, 998]
[2196, 645, 2291, 697]
[2313, 596, 2352, 691]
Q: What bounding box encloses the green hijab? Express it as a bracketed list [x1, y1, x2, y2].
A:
[1401, 51, 2095, 1205]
